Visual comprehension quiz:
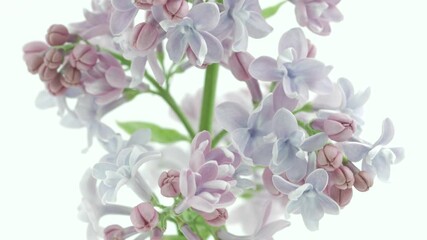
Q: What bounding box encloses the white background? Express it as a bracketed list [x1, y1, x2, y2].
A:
[1, 0, 426, 239]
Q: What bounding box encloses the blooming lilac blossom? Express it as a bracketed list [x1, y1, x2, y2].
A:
[291, 0, 343, 35]
[70, 0, 113, 39]
[161, 3, 223, 66]
[249, 28, 333, 101]
[273, 169, 340, 231]
[212, 0, 273, 51]
[341, 118, 404, 181]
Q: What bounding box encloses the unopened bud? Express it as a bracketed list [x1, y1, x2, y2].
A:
[317, 144, 343, 171]
[47, 75, 66, 96]
[329, 186, 352, 208]
[61, 65, 81, 87]
[199, 208, 228, 227]
[44, 48, 64, 69]
[130, 203, 159, 232]
[164, 0, 189, 20]
[151, 227, 163, 240]
[158, 170, 180, 197]
[46, 24, 70, 46]
[69, 45, 98, 71]
[262, 168, 281, 196]
[306, 39, 317, 58]
[354, 171, 374, 192]
[38, 64, 58, 82]
[134, 0, 167, 9]
[24, 54, 44, 74]
[104, 225, 124, 240]
[331, 166, 354, 190]
[132, 22, 159, 52]
[323, 113, 356, 142]
[23, 41, 49, 55]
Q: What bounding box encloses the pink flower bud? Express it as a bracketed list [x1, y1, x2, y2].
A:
[354, 171, 374, 192]
[323, 113, 356, 142]
[262, 168, 281, 196]
[163, 0, 189, 20]
[69, 45, 98, 71]
[329, 186, 352, 208]
[38, 64, 58, 82]
[104, 225, 124, 240]
[331, 166, 354, 190]
[132, 22, 159, 52]
[23, 41, 49, 55]
[61, 65, 81, 87]
[46, 24, 70, 46]
[24, 54, 45, 74]
[47, 75, 66, 96]
[134, 0, 167, 9]
[44, 48, 64, 69]
[158, 170, 180, 197]
[198, 208, 228, 227]
[307, 39, 317, 58]
[130, 203, 159, 232]
[151, 227, 163, 240]
[317, 144, 343, 171]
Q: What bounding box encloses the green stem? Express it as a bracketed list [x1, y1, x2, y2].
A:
[212, 130, 228, 147]
[199, 64, 219, 133]
[144, 73, 196, 138]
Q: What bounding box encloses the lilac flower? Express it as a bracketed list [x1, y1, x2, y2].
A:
[217, 201, 290, 240]
[249, 28, 333, 101]
[273, 169, 340, 231]
[161, 3, 223, 66]
[341, 118, 404, 181]
[291, 0, 343, 36]
[109, 0, 140, 35]
[212, 0, 273, 51]
[92, 130, 161, 203]
[175, 131, 236, 214]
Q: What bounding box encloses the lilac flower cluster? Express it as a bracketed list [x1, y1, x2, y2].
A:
[23, 0, 404, 239]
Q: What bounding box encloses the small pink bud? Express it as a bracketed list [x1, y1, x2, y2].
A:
[163, 0, 189, 20]
[46, 24, 70, 46]
[329, 186, 352, 208]
[151, 227, 163, 240]
[104, 225, 124, 240]
[38, 64, 58, 82]
[44, 48, 64, 69]
[198, 208, 228, 227]
[317, 144, 343, 171]
[132, 22, 159, 52]
[69, 45, 98, 71]
[23, 41, 49, 55]
[306, 39, 317, 58]
[262, 168, 281, 196]
[61, 65, 81, 87]
[134, 0, 167, 9]
[354, 171, 374, 192]
[158, 170, 180, 198]
[331, 166, 354, 190]
[323, 113, 356, 142]
[47, 75, 66, 96]
[130, 203, 159, 232]
[24, 54, 45, 74]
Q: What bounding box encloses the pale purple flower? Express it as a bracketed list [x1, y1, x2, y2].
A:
[341, 118, 404, 181]
[82, 53, 131, 105]
[109, 0, 139, 35]
[92, 130, 161, 203]
[175, 131, 236, 214]
[273, 169, 340, 231]
[70, 0, 113, 39]
[161, 3, 223, 66]
[291, 0, 343, 36]
[212, 0, 273, 51]
[249, 28, 333, 101]
[217, 201, 290, 240]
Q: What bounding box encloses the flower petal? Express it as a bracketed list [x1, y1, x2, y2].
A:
[216, 102, 250, 131]
[374, 118, 395, 146]
[341, 142, 371, 162]
[279, 28, 308, 61]
[272, 175, 299, 195]
[188, 3, 220, 31]
[110, 9, 138, 35]
[249, 56, 283, 82]
[300, 133, 328, 152]
[305, 168, 328, 192]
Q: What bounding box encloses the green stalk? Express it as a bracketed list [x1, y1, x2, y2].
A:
[144, 73, 196, 138]
[199, 64, 219, 133]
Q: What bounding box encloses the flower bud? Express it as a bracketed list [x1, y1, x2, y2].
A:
[317, 144, 343, 171]
[130, 203, 159, 232]
[104, 225, 124, 240]
[198, 208, 228, 227]
[61, 65, 81, 87]
[44, 48, 64, 69]
[134, 0, 167, 9]
[331, 166, 354, 190]
[323, 113, 356, 142]
[151, 227, 163, 240]
[164, 0, 189, 20]
[262, 168, 281, 196]
[24, 54, 45, 74]
[38, 64, 58, 82]
[158, 170, 180, 197]
[354, 171, 374, 192]
[132, 22, 159, 52]
[23, 41, 49, 55]
[329, 186, 352, 208]
[69, 45, 98, 71]
[47, 75, 66, 96]
[306, 39, 317, 58]
[46, 24, 70, 46]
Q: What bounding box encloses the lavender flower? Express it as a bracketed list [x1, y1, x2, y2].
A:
[249, 28, 333, 101]
[341, 118, 404, 181]
[273, 169, 340, 231]
[212, 0, 273, 51]
[70, 0, 113, 39]
[109, 0, 140, 35]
